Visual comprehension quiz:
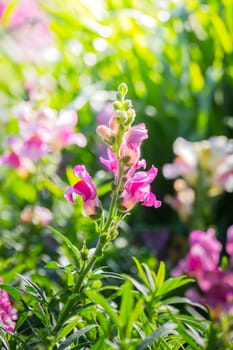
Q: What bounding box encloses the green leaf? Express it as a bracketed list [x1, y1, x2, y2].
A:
[132, 257, 151, 289]
[49, 226, 80, 266]
[0, 284, 21, 301]
[168, 311, 205, 350]
[56, 316, 81, 341]
[58, 325, 98, 350]
[119, 280, 133, 330]
[85, 290, 119, 327]
[45, 261, 62, 269]
[125, 275, 149, 297]
[127, 298, 145, 338]
[155, 276, 193, 297]
[137, 323, 177, 350]
[142, 263, 156, 292]
[155, 261, 166, 289]
[15, 311, 29, 330]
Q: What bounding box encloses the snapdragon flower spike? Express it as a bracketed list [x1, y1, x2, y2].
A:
[65, 165, 100, 217]
[120, 165, 162, 211]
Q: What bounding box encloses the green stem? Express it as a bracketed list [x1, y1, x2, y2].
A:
[53, 146, 125, 335]
[73, 237, 103, 293]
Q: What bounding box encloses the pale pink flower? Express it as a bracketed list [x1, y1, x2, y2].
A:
[20, 205, 53, 227]
[51, 110, 87, 150]
[163, 136, 233, 195]
[120, 123, 148, 168]
[120, 165, 161, 211]
[125, 123, 148, 150]
[64, 165, 100, 217]
[0, 279, 18, 332]
[21, 136, 49, 162]
[0, 0, 53, 62]
[96, 125, 115, 146]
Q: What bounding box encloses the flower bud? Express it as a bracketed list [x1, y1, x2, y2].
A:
[96, 125, 116, 146]
[118, 83, 128, 100]
[81, 241, 89, 261]
[113, 101, 122, 110]
[126, 108, 136, 124]
[123, 99, 133, 110]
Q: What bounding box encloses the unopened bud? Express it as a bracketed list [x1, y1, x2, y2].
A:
[118, 83, 128, 100]
[123, 99, 132, 111]
[96, 125, 115, 145]
[81, 241, 89, 261]
[115, 110, 127, 123]
[127, 108, 136, 124]
[100, 232, 109, 245]
[113, 101, 122, 110]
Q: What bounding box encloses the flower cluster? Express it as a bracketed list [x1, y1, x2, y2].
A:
[0, 102, 86, 177]
[173, 227, 233, 320]
[65, 84, 161, 217]
[0, 279, 18, 332]
[163, 136, 233, 222]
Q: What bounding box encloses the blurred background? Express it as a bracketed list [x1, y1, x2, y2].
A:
[0, 0, 232, 276]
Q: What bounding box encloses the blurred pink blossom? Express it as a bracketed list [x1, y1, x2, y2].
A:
[65, 165, 100, 217]
[20, 205, 53, 227]
[0, 0, 53, 62]
[173, 227, 233, 319]
[172, 229, 222, 279]
[163, 136, 233, 195]
[0, 103, 86, 175]
[0, 279, 18, 332]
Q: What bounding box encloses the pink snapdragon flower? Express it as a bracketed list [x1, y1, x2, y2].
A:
[97, 90, 161, 213]
[64, 165, 100, 217]
[0, 279, 18, 332]
[173, 227, 233, 319]
[120, 165, 161, 211]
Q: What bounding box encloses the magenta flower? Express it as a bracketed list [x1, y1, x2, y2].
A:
[64, 165, 100, 217]
[99, 149, 118, 175]
[120, 165, 162, 211]
[173, 226, 233, 320]
[0, 151, 21, 169]
[172, 229, 222, 278]
[0, 280, 18, 332]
